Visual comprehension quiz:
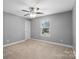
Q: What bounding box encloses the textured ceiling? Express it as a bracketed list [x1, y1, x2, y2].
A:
[3, 0, 75, 18]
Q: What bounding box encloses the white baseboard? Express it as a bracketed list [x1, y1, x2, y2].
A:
[32, 39, 73, 48]
[3, 39, 27, 47]
[4, 38, 73, 48]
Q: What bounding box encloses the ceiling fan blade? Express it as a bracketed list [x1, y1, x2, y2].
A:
[36, 12, 43, 14]
[24, 14, 29, 16]
[22, 10, 29, 12]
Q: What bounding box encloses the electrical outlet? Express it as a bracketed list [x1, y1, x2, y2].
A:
[60, 40, 63, 42]
[7, 40, 10, 43]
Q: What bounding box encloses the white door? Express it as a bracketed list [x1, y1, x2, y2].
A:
[25, 20, 31, 40]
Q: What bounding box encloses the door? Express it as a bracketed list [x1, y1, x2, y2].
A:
[25, 20, 31, 40]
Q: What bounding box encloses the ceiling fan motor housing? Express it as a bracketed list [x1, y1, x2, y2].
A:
[29, 7, 40, 12]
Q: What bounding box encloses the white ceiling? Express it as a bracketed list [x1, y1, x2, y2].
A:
[3, 0, 75, 18]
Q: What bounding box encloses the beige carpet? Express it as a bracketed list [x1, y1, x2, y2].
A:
[3, 39, 75, 59]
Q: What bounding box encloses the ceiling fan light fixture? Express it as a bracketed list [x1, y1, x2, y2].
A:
[30, 13, 36, 18]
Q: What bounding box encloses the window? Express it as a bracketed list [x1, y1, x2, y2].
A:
[40, 19, 50, 37]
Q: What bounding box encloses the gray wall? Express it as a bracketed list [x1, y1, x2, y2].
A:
[31, 11, 73, 46]
[72, 2, 76, 49]
[3, 12, 25, 45]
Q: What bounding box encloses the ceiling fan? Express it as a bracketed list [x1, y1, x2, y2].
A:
[22, 7, 43, 17]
